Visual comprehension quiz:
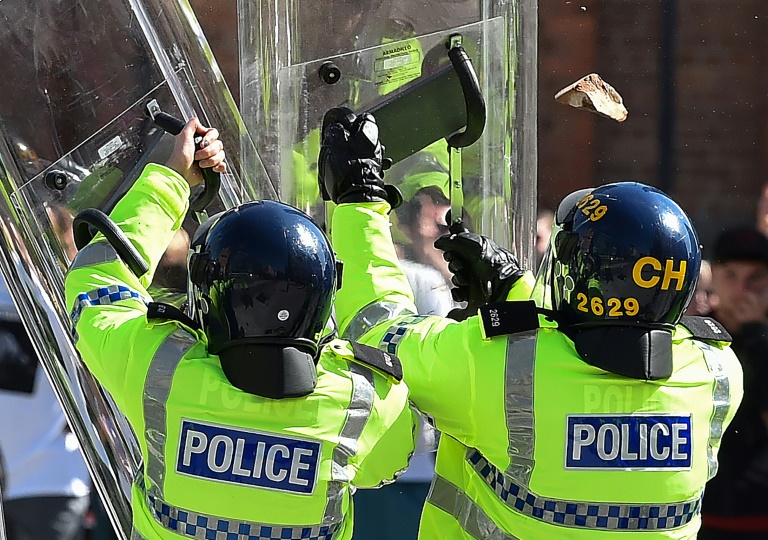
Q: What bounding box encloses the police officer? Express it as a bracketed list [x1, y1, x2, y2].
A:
[65, 118, 417, 540]
[320, 109, 744, 539]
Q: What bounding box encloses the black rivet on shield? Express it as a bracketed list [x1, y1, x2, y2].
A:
[319, 62, 341, 85]
[44, 170, 68, 191]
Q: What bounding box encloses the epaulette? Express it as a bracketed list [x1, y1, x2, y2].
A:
[147, 302, 201, 331]
[479, 300, 540, 339]
[679, 316, 732, 343]
[348, 341, 403, 382]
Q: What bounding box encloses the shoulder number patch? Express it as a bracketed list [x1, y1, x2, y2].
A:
[350, 341, 403, 381]
[566, 414, 692, 470]
[679, 316, 732, 343]
[478, 300, 539, 339]
[177, 420, 321, 495]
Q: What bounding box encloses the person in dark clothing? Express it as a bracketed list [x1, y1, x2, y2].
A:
[699, 225, 768, 540]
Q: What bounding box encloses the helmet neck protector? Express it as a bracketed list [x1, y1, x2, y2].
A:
[561, 323, 673, 380]
[219, 342, 318, 399]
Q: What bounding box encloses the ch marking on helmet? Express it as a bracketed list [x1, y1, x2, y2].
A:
[566, 414, 692, 470]
[177, 420, 321, 494]
[633, 257, 687, 291]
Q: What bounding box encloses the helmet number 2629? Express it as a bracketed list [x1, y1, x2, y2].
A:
[576, 293, 640, 317]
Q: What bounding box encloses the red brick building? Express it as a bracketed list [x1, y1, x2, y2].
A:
[539, 0, 768, 251]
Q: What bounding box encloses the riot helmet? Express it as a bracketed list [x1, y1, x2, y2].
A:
[188, 200, 338, 398]
[533, 182, 701, 379]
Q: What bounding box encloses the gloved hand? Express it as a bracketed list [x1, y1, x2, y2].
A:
[434, 228, 527, 321]
[318, 107, 402, 208]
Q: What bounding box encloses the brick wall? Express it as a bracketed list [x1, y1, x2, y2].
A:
[539, 0, 768, 249]
[190, 0, 239, 103]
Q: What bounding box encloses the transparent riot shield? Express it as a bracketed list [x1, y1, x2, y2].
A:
[0, 2, 274, 538]
[239, 9, 536, 527]
[239, 0, 538, 282]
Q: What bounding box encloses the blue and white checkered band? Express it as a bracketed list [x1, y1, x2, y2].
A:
[467, 450, 701, 531]
[177, 420, 321, 495]
[69, 285, 148, 340]
[379, 316, 427, 355]
[146, 492, 340, 540]
[566, 414, 693, 470]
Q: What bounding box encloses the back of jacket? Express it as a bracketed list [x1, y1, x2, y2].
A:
[330, 202, 744, 539]
[65, 166, 415, 540]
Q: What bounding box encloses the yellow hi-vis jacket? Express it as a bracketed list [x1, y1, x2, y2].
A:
[65, 165, 417, 540]
[330, 201, 744, 540]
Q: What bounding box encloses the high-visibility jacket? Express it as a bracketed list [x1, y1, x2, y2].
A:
[65, 166, 417, 540]
[331, 201, 744, 540]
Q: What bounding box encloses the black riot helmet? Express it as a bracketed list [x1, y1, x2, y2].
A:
[533, 182, 701, 379]
[187, 200, 338, 398]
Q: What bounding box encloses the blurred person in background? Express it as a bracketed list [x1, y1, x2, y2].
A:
[0, 276, 90, 540]
[685, 259, 714, 317]
[535, 208, 554, 270]
[393, 185, 455, 316]
[699, 226, 768, 539]
[395, 184, 454, 288]
[755, 184, 768, 238]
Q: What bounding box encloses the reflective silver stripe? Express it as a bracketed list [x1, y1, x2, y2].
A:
[323, 362, 375, 526]
[504, 331, 537, 484]
[342, 301, 416, 341]
[468, 451, 701, 530]
[143, 329, 196, 498]
[69, 241, 120, 270]
[130, 528, 148, 540]
[145, 491, 340, 540]
[429, 474, 521, 539]
[697, 341, 731, 480]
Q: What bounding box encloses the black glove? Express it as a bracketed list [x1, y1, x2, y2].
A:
[434, 229, 527, 321]
[318, 107, 402, 208]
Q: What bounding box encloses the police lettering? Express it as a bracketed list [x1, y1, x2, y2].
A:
[177, 420, 321, 494]
[583, 384, 657, 413]
[566, 415, 692, 470]
[633, 257, 687, 291]
[198, 371, 320, 415]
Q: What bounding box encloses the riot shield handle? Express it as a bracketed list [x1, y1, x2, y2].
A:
[445, 34, 486, 149]
[72, 208, 149, 277]
[145, 100, 221, 214]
